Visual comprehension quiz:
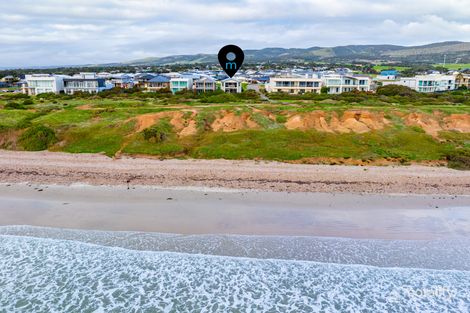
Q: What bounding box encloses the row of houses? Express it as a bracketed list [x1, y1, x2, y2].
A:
[22, 73, 242, 95]
[19, 69, 470, 96]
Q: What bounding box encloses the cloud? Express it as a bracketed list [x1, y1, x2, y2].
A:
[0, 0, 469, 67]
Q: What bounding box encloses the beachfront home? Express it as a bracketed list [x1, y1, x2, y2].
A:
[193, 77, 216, 93]
[266, 76, 322, 94]
[455, 73, 470, 89]
[221, 78, 242, 93]
[382, 74, 456, 93]
[109, 74, 133, 89]
[63, 73, 107, 95]
[170, 77, 193, 94]
[322, 74, 371, 94]
[376, 70, 399, 82]
[24, 74, 65, 95]
[0, 75, 16, 85]
[134, 73, 155, 88]
[144, 75, 171, 92]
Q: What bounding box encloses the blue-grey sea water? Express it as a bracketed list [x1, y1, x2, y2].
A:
[0, 226, 469, 312]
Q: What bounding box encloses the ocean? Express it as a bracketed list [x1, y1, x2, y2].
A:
[0, 227, 469, 312]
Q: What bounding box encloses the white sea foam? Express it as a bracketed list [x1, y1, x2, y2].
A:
[2, 225, 470, 271]
[0, 235, 469, 312]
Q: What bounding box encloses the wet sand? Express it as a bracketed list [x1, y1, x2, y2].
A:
[1, 183, 469, 240]
[0, 150, 469, 194]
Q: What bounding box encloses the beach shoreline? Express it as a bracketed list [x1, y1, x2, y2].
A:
[0, 150, 469, 194]
[1, 183, 469, 240]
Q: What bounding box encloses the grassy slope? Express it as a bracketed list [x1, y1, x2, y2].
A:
[440, 63, 470, 70]
[0, 93, 469, 168]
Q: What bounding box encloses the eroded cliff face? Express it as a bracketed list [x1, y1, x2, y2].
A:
[129, 109, 470, 138]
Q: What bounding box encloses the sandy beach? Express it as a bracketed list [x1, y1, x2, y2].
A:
[0, 150, 469, 194]
[1, 150, 469, 239]
[1, 183, 469, 240]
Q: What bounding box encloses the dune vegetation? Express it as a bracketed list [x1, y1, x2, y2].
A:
[1, 86, 469, 169]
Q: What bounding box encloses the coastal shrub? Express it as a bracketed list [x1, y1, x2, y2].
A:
[4, 102, 25, 110]
[237, 90, 260, 100]
[19, 125, 57, 151]
[376, 85, 416, 97]
[142, 119, 173, 143]
[252, 113, 281, 129]
[196, 111, 217, 131]
[275, 115, 287, 123]
[446, 150, 470, 170]
[0, 93, 29, 100]
[22, 99, 34, 105]
[200, 92, 237, 103]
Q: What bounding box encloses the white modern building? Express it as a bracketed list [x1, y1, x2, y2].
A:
[24, 74, 65, 95]
[382, 74, 456, 93]
[63, 73, 107, 94]
[221, 78, 242, 93]
[322, 74, 371, 94]
[170, 77, 193, 94]
[266, 76, 322, 94]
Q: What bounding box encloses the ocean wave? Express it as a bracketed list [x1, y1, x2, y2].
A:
[0, 235, 469, 312]
[1, 225, 470, 271]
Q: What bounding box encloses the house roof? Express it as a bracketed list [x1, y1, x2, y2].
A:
[222, 78, 240, 82]
[195, 76, 215, 82]
[148, 75, 170, 83]
[135, 73, 155, 80]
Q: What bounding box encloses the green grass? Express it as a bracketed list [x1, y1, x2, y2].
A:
[190, 128, 450, 161]
[1, 91, 469, 168]
[373, 65, 411, 72]
[0, 110, 38, 129]
[438, 63, 470, 70]
[33, 109, 94, 127]
[60, 121, 135, 157]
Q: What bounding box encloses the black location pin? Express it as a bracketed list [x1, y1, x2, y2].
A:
[218, 45, 244, 78]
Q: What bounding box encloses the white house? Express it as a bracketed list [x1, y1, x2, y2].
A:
[24, 74, 65, 95]
[266, 76, 322, 94]
[170, 77, 193, 94]
[321, 74, 371, 94]
[63, 73, 108, 94]
[382, 74, 456, 93]
[221, 78, 242, 93]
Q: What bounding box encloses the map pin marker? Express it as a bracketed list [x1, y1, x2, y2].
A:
[218, 45, 244, 78]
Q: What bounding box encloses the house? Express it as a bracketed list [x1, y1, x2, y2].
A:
[134, 73, 155, 88]
[144, 75, 170, 92]
[455, 73, 470, 89]
[170, 77, 193, 94]
[0, 75, 16, 85]
[321, 74, 371, 94]
[382, 74, 456, 93]
[63, 73, 107, 94]
[376, 70, 399, 81]
[193, 77, 216, 93]
[108, 74, 133, 88]
[221, 78, 242, 93]
[266, 76, 322, 94]
[24, 74, 65, 95]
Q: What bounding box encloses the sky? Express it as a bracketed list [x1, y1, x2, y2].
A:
[1, 0, 470, 68]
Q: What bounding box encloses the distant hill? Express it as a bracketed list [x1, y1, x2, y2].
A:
[125, 41, 470, 65]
